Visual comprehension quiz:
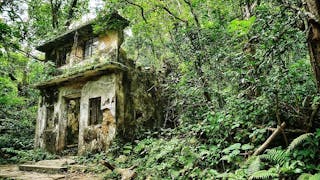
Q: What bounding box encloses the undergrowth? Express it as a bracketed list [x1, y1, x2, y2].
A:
[73, 127, 320, 179]
[0, 148, 57, 164]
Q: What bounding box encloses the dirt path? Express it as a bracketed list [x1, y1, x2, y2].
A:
[0, 164, 104, 180]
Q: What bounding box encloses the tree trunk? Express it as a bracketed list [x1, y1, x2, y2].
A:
[242, 0, 260, 20]
[305, 0, 320, 91]
[65, 0, 78, 27]
[50, 0, 61, 29]
[160, 5, 212, 103]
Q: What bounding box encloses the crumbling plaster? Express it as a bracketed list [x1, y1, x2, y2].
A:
[35, 73, 122, 154]
[78, 74, 118, 154]
[35, 15, 163, 155]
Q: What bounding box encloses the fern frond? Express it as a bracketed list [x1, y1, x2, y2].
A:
[260, 149, 288, 165]
[247, 156, 261, 175]
[287, 133, 313, 152]
[310, 173, 320, 180]
[249, 170, 278, 180]
[297, 173, 312, 180]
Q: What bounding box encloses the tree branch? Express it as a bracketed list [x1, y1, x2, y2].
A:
[183, 0, 200, 27]
[253, 122, 286, 156]
[282, 0, 320, 23]
[65, 0, 78, 27]
[160, 6, 188, 25]
[124, 0, 148, 23]
[15, 49, 44, 62]
[50, 0, 61, 28]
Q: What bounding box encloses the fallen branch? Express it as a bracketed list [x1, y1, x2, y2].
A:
[101, 160, 115, 171]
[267, 127, 307, 133]
[253, 122, 286, 156]
[101, 160, 137, 180]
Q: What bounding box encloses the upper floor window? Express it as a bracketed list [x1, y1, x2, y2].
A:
[56, 49, 67, 67]
[83, 37, 98, 59]
[53, 46, 71, 67]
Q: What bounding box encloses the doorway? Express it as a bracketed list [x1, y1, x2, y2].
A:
[65, 98, 80, 153]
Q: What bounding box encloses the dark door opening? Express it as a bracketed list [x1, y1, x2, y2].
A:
[66, 98, 80, 153]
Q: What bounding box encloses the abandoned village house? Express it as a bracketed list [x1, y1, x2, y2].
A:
[34, 13, 162, 155]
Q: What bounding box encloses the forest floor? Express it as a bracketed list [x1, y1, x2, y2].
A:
[0, 164, 104, 180]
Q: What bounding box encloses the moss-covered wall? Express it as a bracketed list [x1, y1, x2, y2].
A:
[35, 58, 163, 154]
[116, 60, 164, 140]
[56, 30, 122, 70]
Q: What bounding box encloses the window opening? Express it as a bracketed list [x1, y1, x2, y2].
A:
[89, 97, 103, 125]
[46, 105, 54, 129]
[83, 37, 98, 58]
[56, 47, 71, 67]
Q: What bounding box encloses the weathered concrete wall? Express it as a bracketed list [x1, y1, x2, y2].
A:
[116, 66, 164, 139]
[61, 30, 122, 70]
[78, 74, 118, 154]
[56, 84, 83, 152]
[97, 30, 122, 55]
[34, 97, 46, 148]
[35, 59, 164, 154]
[35, 73, 123, 154]
[35, 84, 83, 152]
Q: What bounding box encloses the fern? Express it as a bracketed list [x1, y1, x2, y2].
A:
[299, 173, 320, 180]
[310, 173, 320, 180]
[249, 170, 278, 180]
[260, 149, 288, 166]
[247, 156, 261, 175]
[298, 173, 312, 180]
[287, 133, 313, 152]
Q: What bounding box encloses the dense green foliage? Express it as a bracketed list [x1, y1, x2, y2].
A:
[0, 0, 319, 179]
[0, 18, 43, 161]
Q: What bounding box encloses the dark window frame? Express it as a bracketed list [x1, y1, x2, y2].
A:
[88, 97, 103, 125]
[56, 49, 66, 67]
[56, 46, 71, 67]
[46, 105, 54, 129]
[83, 37, 98, 59]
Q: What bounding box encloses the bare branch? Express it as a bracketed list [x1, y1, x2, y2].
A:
[253, 122, 286, 156]
[15, 49, 44, 62]
[124, 0, 148, 23]
[160, 6, 188, 25]
[183, 0, 200, 27]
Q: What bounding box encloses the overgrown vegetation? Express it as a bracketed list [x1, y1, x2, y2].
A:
[1, 0, 320, 179]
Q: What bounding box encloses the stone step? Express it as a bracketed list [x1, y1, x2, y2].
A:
[18, 158, 76, 174]
[18, 164, 67, 174]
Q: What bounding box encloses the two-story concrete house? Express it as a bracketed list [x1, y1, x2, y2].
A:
[34, 13, 162, 155]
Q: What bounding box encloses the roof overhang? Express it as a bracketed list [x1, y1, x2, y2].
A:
[34, 62, 128, 89]
[36, 12, 130, 52]
[36, 21, 93, 52]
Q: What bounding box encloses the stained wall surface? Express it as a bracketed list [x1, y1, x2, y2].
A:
[61, 30, 122, 69]
[35, 74, 122, 154]
[35, 26, 163, 154]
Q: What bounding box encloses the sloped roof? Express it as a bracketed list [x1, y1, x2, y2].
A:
[36, 13, 129, 52]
